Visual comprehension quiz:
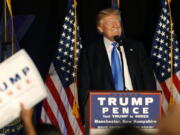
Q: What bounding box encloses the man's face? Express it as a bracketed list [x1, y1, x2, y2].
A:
[97, 15, 122, 41]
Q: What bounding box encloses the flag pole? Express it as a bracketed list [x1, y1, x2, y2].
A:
[73, 0, 78, 85]
[118, 0, 120, 8]
[111, 0, 120, 8]
[6, 0, 14, 55]
[3, 0, 15, 56]
[4, 0, 7, 42]
[73, 0, 79, 118]
[3, 0, 8, 60]
[1, 1, 20, 134]
[167, 0, 174, 106]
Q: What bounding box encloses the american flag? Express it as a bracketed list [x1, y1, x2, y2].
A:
[151, 0, 180, 112]
[41, 0, 84, 135]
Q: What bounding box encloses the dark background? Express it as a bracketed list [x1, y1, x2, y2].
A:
[1, 0, 180, 79]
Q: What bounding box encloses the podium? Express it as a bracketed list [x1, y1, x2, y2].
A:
[84, 91, 161, 135]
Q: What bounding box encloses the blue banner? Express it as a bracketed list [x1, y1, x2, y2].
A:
[90, 92, 161, 129]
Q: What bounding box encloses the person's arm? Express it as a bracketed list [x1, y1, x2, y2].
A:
[20, 104, 36, 135]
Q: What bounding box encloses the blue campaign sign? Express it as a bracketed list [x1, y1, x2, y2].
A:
[89, 91, 161, 129]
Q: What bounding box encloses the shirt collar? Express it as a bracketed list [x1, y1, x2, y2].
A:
[104, 36, 119, 49]
[104, 36, 113, 48]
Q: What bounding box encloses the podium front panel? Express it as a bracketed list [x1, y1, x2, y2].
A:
[88, 91, 161, 130]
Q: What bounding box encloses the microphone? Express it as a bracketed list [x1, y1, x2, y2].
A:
[114, 35, 123, 46]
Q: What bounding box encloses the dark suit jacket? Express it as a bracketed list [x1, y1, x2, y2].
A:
[78, 38, 156, 119]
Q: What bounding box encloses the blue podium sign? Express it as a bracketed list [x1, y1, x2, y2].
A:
[89, 91, 161, 129]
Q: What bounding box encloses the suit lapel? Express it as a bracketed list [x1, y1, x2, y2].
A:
[123, 40, 136, 89]
[97, 39, 114, 88]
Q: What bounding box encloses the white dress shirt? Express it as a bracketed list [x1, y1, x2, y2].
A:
[104, 37, 133, 90]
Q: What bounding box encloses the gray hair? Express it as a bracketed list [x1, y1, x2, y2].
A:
[96, 8, 121, 26]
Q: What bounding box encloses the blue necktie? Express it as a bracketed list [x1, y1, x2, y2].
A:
[111, 42, 124, 91]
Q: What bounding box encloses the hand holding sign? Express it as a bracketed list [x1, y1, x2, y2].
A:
[0, 49, 47, 128]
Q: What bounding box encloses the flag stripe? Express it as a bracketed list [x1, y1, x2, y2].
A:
[161, 92, 168, 114]
[65, 87, 85, 134]
[43, 100, 60, 129]
[156, 80, 168, 114]
[46, 76, 75, 135]
[42, 85, 68, 135]
[172, 85, 180, 103]
[65, 87, 74, 106]
[173, 75, 180, 93]
[163, 75, 180, 103]
[48, 65, 83, 135]
[41, 108, 51, 124]
[160, 82, 170, 102]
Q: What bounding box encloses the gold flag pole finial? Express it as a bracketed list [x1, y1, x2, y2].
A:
[118, 0, 120, 8]
[74, 0, 77, 8]
[111, 0, 120, 8]
[168, 0, 171, 4]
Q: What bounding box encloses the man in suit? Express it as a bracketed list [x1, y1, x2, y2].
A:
[78, 8, 156, 121]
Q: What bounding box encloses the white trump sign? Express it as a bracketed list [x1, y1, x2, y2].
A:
[0, 49, 47, 128]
